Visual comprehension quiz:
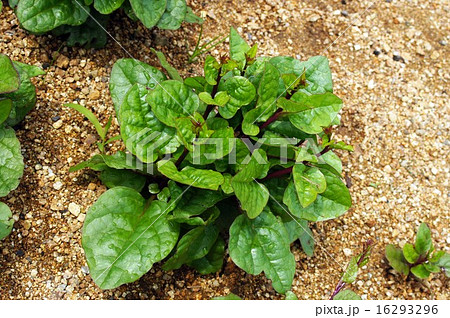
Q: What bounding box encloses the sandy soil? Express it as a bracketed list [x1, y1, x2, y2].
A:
[0, 0, 449, 299]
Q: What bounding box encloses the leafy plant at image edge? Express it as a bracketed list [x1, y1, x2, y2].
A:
[8, 0, 202, 48]
[0, 53, 44, 240]
[385, 223, 450, 279]
[68, 27, 354, 293]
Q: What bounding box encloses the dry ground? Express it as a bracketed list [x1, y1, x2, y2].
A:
[0, 0, 449, 299]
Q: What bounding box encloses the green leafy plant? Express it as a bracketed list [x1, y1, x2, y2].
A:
[0, 53, 44, 240]
[386, 223, 449, 279]
[9, 0, 202, 48]
[330, 240, 374, 300]
[68, 27, 353, 293]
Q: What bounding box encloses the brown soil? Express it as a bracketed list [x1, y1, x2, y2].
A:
[0, 0, 449, 299]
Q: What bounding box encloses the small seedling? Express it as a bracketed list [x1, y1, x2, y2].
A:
[385, 223, 450, 279]
[330, 240, 374, 300]
[188, 24, 228, 64]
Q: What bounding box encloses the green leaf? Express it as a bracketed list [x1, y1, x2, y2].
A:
[231, 149, 270, 218]
[189, 236, 225, 274]
[119, 84, 180, 163]
[157, 160, 224, 190]
[94, 0, 124, 14]
[129, 0, 167, 28]
[321, 151, 342, 174]
[285, 291, 298, 300]
[299, 56, 333, 94]
[151, 49, 183, 82]
[147, 80, 199, 127]
[0, 54, 19, 94]
[292, 163, 326, 208]
[429, 250, 445, 263]
[0, 127, 24, 197]
[16, 0, 90, 33]
[11, 61, 45, 79]
[0, 99, 13, 125]
[402, 243, 420, 264]
[229, 209, 296, 294]
[423, 262, 440, 273]
[283, 218, 314, 257]
[198, 91, 230, 107]
[435, 253, 450, 277]
[110, 58, 166, 116]
[184, 7, 202, 24]
[288, 92, 343, 134]
[411, 264, 431, 279]
[219, 76, 256, 119]
[82, 187, 179, 289]
[229, 27, 250, 68]
[385, 244, 410, 276]
[65, 103, 106, 140]
[415, 223, 432, 256]
[334, 290, 361, 300]
[204, 55, 220, 85]
[212, 293, 242, 300]
[157, 0, 187, 30]
[189, 126, 235, 165]
[99, 167, 146, 192]
[283, 168, 351, 221]
[163, 224, 219, 270]
[342, 256, 358, 284]
[0, 202, 14, 240]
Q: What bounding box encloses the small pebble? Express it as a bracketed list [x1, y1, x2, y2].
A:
[341, 10, 348, 17]
[53, 181, 63, 191]
[68, 203, 81, 217]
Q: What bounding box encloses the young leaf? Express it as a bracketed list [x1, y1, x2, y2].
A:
[0, 54, 20, 94]
[99, 168, 146, 192]
[229, 27, 250, 68]
[402, 243, 420, 264]
[333, 290, 361, 300]
[218, 76, 256, 119]
[65, 103, 106, 140]
[231, 149, 270, 218]
[151, 49, 183, 82]
[415, 223, 432, 255]
[385, 244, 410, 276]
[157, 160, 224, 190]
[204, 55, 220, 85]
[283, 218, 314, 257]
[292, 164, 326, 208]
[342, 256, 358, 284]
[285, 291, 299, 300]
[147, 80, 200, 127]
[0, 202, 14, 240]
[410, 264, 431, 279]
[212, 293, 242, 300]
[0, 127, 24, 197]
[229, 209, 296, 293]
[82, 187, 179, 289]
[94, 0, 125, 14]
[0, 99, 13, 125]
[436, 253, 450, 277]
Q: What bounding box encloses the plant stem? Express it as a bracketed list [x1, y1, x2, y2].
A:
[259, 109, 284, 131]
[260, 167, 293, 181]
[175, 148, 189, 167]
[204, 73, 222, 119]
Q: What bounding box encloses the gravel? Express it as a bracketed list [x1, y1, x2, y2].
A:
[0, 0, 448, 300]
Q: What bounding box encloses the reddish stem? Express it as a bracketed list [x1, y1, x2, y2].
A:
[260, 166, 293, 181]
[259, 109, 283, 131]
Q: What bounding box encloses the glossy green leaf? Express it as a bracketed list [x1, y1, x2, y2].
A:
[402, 243, 420, 264]
[285, 291, 298, 300]
[229, 27, 250, 68]
[0, 127, 24, 197]
[436, 253, 450, 277]
[423, 262, 441, 273]
[385, 244, 410, 276]
[147, 80, 199, 127]
[119, 84, 179, 162]
[231, 149, 270, 218]
[189, 236, 225, 274]
[94, 0, 124, 14]
[110, 58, 166, 116]
[204, 55, 220, 85]
[0, 202, 14, 240]
[283, 168, 350, 221]
[0, 54, 19, 94]
[16, 0, 90, 33]
[218, 76, 256, 119]
[284, 218, 314, 256]
[163, 224, 219, 270]
[288, 92, 342, 134]
[129, 0, 166, 28]
[415, 223, 432, 255]
[334, 290, 361, 300]
[157, 160, 224, 190]
[411, 264, 431, 279]
[212, 293, 242, 300]
[157, 0, 187, 29]
[292, 163, 326, 208]
[342, 256, 358, 284]
[229, 209, 296, 294]
[0, 99, 13, 125]
[99, 167, 146, 192]
[82, 187, 179, 289]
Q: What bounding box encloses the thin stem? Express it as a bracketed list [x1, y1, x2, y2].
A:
[259, 109, 284, 131]
[175, 148, 189, 167]
[260, 167, 293, 181]
[203, 72, 222, 119]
